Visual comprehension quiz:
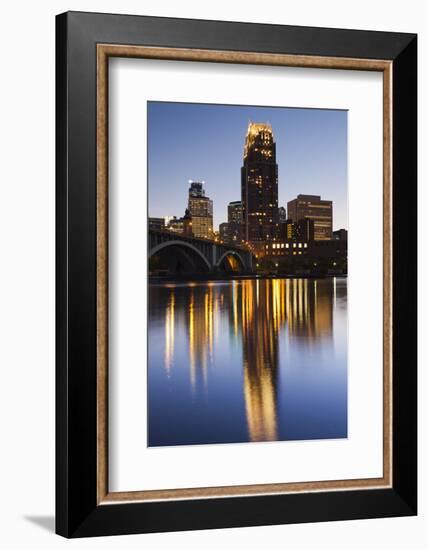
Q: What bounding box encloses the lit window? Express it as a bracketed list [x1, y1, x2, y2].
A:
[304, 243, 308, 248]
[298, 243, 302, 248]
[293, 243, 296, 248]
[285, 243, 289, 249]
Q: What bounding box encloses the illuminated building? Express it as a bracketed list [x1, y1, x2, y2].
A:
[287, 194, 333, 240]
[218, 201, 244, 244]
[295, 218, 315, 241]
[278, 206, 287, 223]
[278, 218, 314, 244]
[219, 222, 229, 241]
[265, 240, 309, 257]
[166, 216, 184, 233]
[227, 200, 244, 242]
[283, 219, 296, 241]
[228, 200, 244, 224]
[182, 208, 193, 236]
[264, 239, 347, 274]
[187, 181, 213, 239]
[148, 217, 165, 231]
[241, 122, 279, 253]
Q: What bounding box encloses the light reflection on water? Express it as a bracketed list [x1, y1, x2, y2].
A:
[148, 277, 347, 447]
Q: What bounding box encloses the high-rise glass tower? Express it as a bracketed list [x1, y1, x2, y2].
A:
[241, 122, 279, 253]
[278, 206, 287, 223]
[187, 181, 213, 239]
[227, 200, 244, 242]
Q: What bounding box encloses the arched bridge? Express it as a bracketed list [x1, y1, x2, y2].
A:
[149, 230, 254, 274]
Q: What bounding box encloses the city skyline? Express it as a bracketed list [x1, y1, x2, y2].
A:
[148, 101, 348, 231]
[147, 103, 348, 448]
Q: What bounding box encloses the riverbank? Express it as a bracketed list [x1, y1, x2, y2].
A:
[149, 271, 347, 284]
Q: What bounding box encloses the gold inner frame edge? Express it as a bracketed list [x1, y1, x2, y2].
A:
[96, 44, 393, 505]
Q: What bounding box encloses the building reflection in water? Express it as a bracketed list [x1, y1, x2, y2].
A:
[229, 278, 333, 441]
[240, 280, 279, 441]
[153, 277, 335, 443]
[164, 292, 175, 377]
[187, 287, 215, 391]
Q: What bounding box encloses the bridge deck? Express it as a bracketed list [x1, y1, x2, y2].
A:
[148, 229, 254, 271]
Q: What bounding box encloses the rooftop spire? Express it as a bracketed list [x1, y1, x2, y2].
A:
[244, 122, 274, 158]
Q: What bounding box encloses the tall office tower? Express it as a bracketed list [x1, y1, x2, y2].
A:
[219, 222, 229, 242]
[287, 194, 333, 240]
[228, 200, 244, 225]
[187, 181, 213, 238]
[278, 206, 287, 223]
[227, 200, 244, 242]
[277, 206, 287, 240]
[241, 122, 279, 253]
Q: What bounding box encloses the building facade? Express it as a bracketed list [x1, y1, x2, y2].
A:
[279, 218, 314, 243]
[294, 218, 315, 242]
[278, 206, 287, 223]
[287, 194, 333, 240]
[228, 200, 244, 225]
[187, 181, 213, 239]
[166, 216, 184, 233]
[219, 222, 229, 241]
[226, 200, 244, 243]
[264, 239, 347, 273]
[333, 228, 348, 241]
[148, 217, 165, 231]
[241, 122, 279, 253]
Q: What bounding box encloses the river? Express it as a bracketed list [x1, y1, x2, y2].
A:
[148, 277, 347, 447]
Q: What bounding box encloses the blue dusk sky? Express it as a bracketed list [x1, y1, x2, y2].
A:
[148, 102, 348, 231]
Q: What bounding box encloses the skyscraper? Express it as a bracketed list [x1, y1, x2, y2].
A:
[241, 122, 279, 253]
[278, 206, 287, 223]
[228, 200, 244, 225]
[227, 200, 244, 242]
[219, 222, 229, 241]
[187, 181, 213, 239]
[287, 194, 333, 240]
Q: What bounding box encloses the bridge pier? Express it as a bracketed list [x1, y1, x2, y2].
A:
[212, 244, 217, 269]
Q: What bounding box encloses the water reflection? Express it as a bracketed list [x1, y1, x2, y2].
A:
[148, 277, 347, 446]
[164, 293, 174, 376]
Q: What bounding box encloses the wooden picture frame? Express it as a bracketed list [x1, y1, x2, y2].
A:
[56, 11, 417, 537]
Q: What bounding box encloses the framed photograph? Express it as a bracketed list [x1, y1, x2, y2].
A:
[56, 11, 417, 537]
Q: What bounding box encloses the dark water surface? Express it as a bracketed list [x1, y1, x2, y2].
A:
[148, 277, 347, 446]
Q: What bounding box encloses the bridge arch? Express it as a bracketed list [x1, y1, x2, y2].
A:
[149, 240, 211, 274]
[216, 250, 246, 272]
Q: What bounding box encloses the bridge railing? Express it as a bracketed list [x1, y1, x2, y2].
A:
[149, 228, 251, 253]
